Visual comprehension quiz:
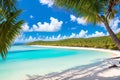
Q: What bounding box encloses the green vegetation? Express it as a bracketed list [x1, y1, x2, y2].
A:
[55, 0, 120, 49]
[0, 0, 24, 59]
[27, 33, 120, 50]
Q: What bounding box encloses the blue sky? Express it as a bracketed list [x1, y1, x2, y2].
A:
[15, 0, 120, 43]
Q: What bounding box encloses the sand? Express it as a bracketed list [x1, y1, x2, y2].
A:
[31, 45, 120, 57]
[27, 45, 120, 80]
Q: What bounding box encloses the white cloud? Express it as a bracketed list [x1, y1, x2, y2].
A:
[62, 35, 67, 39]
[70, 14, 87, 25]
[44, 34, 62, 41]
[77, 17, 87, 25]
[32, 24, 38, 31]
[70, 15, 77, 21]
[110, 17, 120, 33]
[68, 30, 88, 38]
[87, 31, 106, 38]
[70, 33, 76, 38]
[21, 23, 31, 32]
[57, 34, 61, 39]
[30, 15, 34, 19]
[32, 17, 63, 32]
[43, 30, 106, 41]
[39, 0, 54, 7]
[97, 23, 105, 28]
[15, 34, 41, 43]
[76, 30, 88, 38]
[44, 30, 88, 41]
[15, 30, 106, 42]
[27, 36, 38, 41]
[97, 17, 120, 34]
[21, 17, 63, 32]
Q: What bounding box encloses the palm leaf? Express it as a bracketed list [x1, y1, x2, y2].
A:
[108, 9, 118, 20]
[55, 0, 108, 24]
[0, 0, 24, 59]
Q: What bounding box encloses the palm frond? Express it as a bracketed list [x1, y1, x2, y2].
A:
[108, 9, 118, 19]
[55, 0, 108, 24]
[0, 0, 24, 59]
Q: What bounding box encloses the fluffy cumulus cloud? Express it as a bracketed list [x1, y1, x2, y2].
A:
[97, 17, 120, 34]
[110, 17, 120, 33]
[70, 14, 87, 25]
[21, 17, 63, 32]
[70, 15, 120, 34]
[69, 30, 88, 38]
[21, 23, 32, 32]
[87, 31, 106, 38]
[44, 30, 106, 41]
[76, 30, 88, 38]
[39, 0, 54, 7]
[15, 34, 41, 43]
[15, 30, 106, 42]
[32, 17, 63, 32]
[70, 33, 76, 38]
[70, 15, 77, 21]
[77, 17, 87, 25]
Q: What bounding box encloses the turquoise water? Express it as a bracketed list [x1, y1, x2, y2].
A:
[0, 45, 111, 80]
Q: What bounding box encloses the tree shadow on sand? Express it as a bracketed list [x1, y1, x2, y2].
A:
[26, 61, 120, 80]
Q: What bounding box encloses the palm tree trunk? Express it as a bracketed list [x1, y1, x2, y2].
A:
[104, 20, 120, 49]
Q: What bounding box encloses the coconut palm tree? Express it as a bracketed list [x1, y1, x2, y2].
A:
[55, 0, 120, 49]
[0, 0, 24, 59]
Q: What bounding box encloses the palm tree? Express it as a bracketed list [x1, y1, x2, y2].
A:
[55, 0, 120, 49]
[0, 0, 24, 59]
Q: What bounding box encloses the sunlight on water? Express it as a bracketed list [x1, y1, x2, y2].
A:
[0, 45, 111, 80]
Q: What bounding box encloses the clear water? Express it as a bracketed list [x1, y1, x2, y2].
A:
[0, 45, 111, 80]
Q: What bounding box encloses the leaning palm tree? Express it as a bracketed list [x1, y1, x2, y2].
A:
[55, 0, 120, 49]
[0, 0, 24, 59]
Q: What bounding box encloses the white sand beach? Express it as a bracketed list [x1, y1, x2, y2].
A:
[27, 45, 120, 80]
[32, 45, 120, 57]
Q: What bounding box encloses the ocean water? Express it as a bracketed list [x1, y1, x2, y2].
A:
[0, 45, 111, 80]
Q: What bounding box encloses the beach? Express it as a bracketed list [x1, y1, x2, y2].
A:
[1, 0, 120, 79]
[27, 45, 120, 80]
[31, 45, 120, 57]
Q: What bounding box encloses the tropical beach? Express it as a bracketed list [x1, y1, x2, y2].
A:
[0, 0, 120, 80]
[0, 45, 120, 80]
[26, 45, 120, 80]
[27, 61, 120, 80]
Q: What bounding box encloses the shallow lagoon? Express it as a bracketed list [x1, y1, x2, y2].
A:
[0, 45, 111, 80]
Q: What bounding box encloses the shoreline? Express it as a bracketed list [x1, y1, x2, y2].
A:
[27, 45, 120, 80]
[31, 45, 120, 57]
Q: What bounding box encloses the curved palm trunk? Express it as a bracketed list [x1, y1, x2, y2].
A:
[104, 20, 120, 49]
